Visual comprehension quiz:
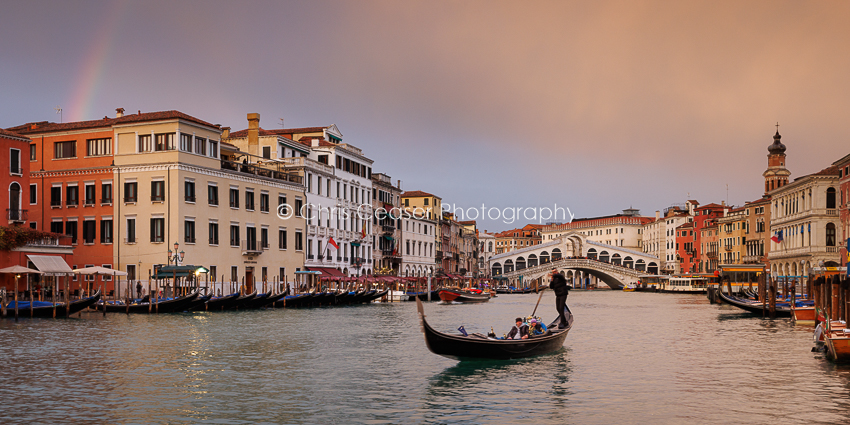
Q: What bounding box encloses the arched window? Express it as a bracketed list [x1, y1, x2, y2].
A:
[826, 187, 836, 209]
[826, 223, 836, 247]
[8, 182, 21, 221]
[488, 241, 493, 252]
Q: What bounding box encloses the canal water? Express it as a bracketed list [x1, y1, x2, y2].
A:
[2, 291, 850, 424]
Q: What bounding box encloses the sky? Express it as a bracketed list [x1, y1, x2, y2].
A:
[1, 0, 848, 232]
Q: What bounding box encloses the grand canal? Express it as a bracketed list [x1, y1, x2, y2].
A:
[3, 291, 850, 424]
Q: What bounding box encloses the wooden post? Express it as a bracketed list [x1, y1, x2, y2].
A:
[65, 276, 70, 317]
[768, 277, 776, 319]
[790, 277, 797, 318]
[52, 277, 57, 318]
[1, 288, 6, 318]
[30, 280, 34, 318]
[101, 284, 106, 316]
[760, 273, 766, 318]
[14, 276, 19, 321]
[832, 275, 840, 320]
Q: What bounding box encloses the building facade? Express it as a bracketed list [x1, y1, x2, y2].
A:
[543, 209, 650, 250]
[400, 209, 435, 277]
[371, 173, 402, 275]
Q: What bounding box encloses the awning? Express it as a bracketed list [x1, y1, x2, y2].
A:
[382, 235, 394, 241]
[153, 265, 209, 279]
[306, 267, 346, 277]
[26, 255, 74, 276]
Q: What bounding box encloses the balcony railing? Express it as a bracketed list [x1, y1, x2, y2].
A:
[220, 159, 304, 184]
[151, 195, 165, 202]
[26, 235, 73, 247]
[242, 239, 262, 255]
[124, 196, 137, 203]
[6, 209, 27, 221]
[185, 195, 196, 203]
[185, 236, 196, 243]
[100, 198, 113, 205]
[9, 165, 22, 175]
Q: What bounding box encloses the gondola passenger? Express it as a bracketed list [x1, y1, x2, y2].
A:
[507, 317, 529, 340]
[529, 318, 547, 336]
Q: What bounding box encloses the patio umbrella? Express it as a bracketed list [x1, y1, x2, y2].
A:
[0, 265, 43, 320]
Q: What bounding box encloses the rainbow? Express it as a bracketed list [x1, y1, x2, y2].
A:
[67, 1, 129, 122]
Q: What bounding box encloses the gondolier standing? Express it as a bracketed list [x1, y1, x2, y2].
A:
[549, 269, 570, 329]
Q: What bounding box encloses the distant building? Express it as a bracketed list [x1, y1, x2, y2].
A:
[542, 209, 651, 250]
[835, 154, 850, 270]
[494, 224, 544, 255]
[477, 229, 496, 277]
[371, 173, 402, 275]
[717, 207, 747, 265]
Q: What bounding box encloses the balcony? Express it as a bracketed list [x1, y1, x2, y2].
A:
[241, 239, 262, 256]
[220, 158, 304, 185]
[382, 225, 395, 233]
[84, 198, 96, 207]
[100, 198, 113, 205]
[277, 156, 335, 175]
[123, 196, 137, 203]
[6, 208, 28, 222]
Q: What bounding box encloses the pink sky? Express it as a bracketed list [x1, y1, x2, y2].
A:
[1, 0, 848, 231]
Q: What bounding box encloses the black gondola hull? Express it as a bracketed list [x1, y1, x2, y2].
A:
[4, 291, 102, 318]
[416, 298, 573, 360]
[718, 291, 792, 317]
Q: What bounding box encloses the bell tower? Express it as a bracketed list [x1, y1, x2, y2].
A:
[762, 123, 790, 195]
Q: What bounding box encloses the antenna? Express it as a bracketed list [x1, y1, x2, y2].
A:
[726, 184, 729, 205]
[279, 118, 285, 127]
[54, 105, 63, 123]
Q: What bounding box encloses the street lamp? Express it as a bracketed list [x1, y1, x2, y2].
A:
[167, 242, 185, 266]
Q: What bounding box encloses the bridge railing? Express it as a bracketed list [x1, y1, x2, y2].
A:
[496, 257, 645, 280]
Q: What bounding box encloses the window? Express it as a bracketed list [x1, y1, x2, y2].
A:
[86, 138, 112, 156]
[208, 184, 219, 206]
[66, 185, 79, 206]
[84, 184, 96, 206]
[231, 266, 238, 282]
[424, 198, 429, 206]
[150, 217, 164, 242]
[127, 264, 136, 281]
[209, 222, 219, 245]
[318, 154, 328, 165]
[209, 266, 216, 282]
[185, 220, 195, 243]
[230, 225, 240, 247]
[279, 267, 285, 282]
[50, 221, 63, 234]
[51, 185, 62, 206]
[10, 148, 21, 174]
[245, 190, 255, 210]
[295, 229, 303, 251]
[261, 227, 269, 249]
[101, 183, 112, 204]
[54, 141, 76, 159]
[826, 223, 836, 246]
[124, 182, 137, 202]
[126, 218, 136, 243]
[262, 146, 271, 159]
[66, 220, 77, 244]
[180, 134, 193, 153]
[138, 134, 152, 152]
[295, 198, 303, 217]
[195, 137, 206, 155]
[279, 229, 287, 249]
[83, 219, 96, 244]
[29, 184, 36, 205]
[229, 188, 239, 208]
[260, 193, 269, 213]
[151, 181, 165, 201]
[100, 219, 113, 244]
[155, 133, 175, 151]
[827, 188, 836, 209]
[208, 140, 218, 157]
[185, 180, 196, 202]
[279, 194, 287, 215]
[29, 144, 36, 161]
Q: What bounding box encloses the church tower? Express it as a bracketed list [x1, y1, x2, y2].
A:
[762, 126, 790, 195]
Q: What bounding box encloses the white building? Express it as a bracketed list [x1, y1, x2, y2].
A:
[642, 202, 696, 274]
[542, 209, 651, 250]
[400, 209, 436, 277]
[478, 230, 496, 277]
[226, 115, 374, 276]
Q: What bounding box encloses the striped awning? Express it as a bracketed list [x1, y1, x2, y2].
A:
[26, 255, 74, 276]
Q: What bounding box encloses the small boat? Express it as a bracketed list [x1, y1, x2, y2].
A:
[438, 288, 490, 303]
[718, 291, 792, 317]
[416, 297, 573, 360]
[406, 290, 441, 301]
[240, 292, 273, 309]
[793, 306, 817, 325]
[622, 284, 636, 292]
[3, 291, 102, 318]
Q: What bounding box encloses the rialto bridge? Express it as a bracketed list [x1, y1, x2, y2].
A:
[488, 232, 661, 289]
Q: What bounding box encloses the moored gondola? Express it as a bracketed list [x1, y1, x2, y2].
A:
[718, 291, 792, 317]
[365, 289, 389, 303]
[3, 291, 102, 318]
[226, 291, 258, 310]
[98, 290, 201, 313]
[192, 292, 241, 311]
[415, 297, 573, 360]
[240, 292, 272, 309]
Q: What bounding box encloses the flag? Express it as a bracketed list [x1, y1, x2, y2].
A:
[361, 220, 367, 239]
[771, 230, 783, 243]
[328, 237, 339, 250]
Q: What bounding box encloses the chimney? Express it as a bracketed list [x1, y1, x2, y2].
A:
[721, 200, 725, 206]
[397, 179, 402, 190]
[116, 108, 125, 118]
[221, 126, 231, 138]
[247, 113, 260, 156]
[311, 138, 320, 148]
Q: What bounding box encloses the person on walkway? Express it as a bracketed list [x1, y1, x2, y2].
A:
[507, 317, 529, 340]
[549, 269, 570, 329]
[136, 282, 142, 299]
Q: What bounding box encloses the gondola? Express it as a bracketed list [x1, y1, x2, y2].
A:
[407, 290, 441, 301]
[279, 293, 312, 308]
[364, 289, 390, 303]
[98, 290, 201, 313]
[192, 292, 241, 311]
[226, 291, 258, 310]
[3, 291, 102, 318]
[239, 292, 272, 309]
[183, 294, 212, 311]
[438, 288, 490, 303]
[718, 291, 792, 317]
[416, 297, 573, 360]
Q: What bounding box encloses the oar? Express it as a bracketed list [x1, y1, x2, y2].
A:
[531, 287, 547, 317]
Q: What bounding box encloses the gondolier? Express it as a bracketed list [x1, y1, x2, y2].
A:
[549, 269, 570, 329]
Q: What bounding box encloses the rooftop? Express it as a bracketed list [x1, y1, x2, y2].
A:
[7, 110, 219, 134]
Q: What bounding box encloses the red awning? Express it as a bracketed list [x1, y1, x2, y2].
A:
[306, 267, 346, 277]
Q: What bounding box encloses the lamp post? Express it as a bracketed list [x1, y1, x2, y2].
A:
[167, 242, 185, 296]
